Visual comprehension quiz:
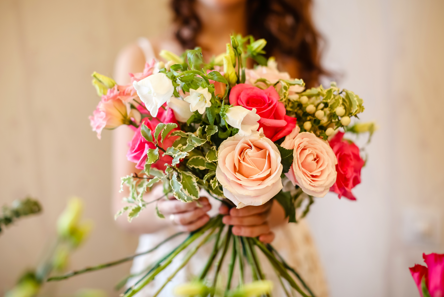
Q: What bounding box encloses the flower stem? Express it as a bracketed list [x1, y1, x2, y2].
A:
[211, 226, 232, 297]
[124, 216, 221, 297]
[225, 236, 237, 294]
[243, 237, 259, 281]
[152, 225, 218, 297]
[253, 239, 310, 297]
[199, 224, 225, 280]
[47, 231, 184, 282]
[234, 236, 244, 286]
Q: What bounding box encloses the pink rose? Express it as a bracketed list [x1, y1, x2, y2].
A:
[229, 84, 296, 141]
[216, 133, 283, 208]
[89, 96, 128, 139]
[329, 132, 364, 200]
[410, 253, 444, 297]
[127, 108, 178, 171]
[282, 128, 337, 197]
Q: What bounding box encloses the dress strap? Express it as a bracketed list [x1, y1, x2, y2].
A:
[137, 37, 156, 62]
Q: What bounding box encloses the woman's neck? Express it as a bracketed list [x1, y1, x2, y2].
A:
[195, 2, 248, 56]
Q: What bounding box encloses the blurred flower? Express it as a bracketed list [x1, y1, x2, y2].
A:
[159, 50, 183, 64]
[225, 106, 260, 136]
[89, 95, 128, 139]
[130, 59, 156, 83]
[173, 281, 209, 296]
[329, 132, 364, 200]
[184, 87, 212, 114]
[223, 56, 237, 86]
[168, 97, 193, 122]
[91, 72, 116, 96]
[228, 280, 273, 297]
[410, 253, 444, 297]
[133, 73, 174, 117]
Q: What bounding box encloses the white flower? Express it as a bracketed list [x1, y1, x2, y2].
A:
[225, 106, 260, 136]
[167, 97, 193, 122]
[184, 87, 211, 114]
[132, 73, 174, 117]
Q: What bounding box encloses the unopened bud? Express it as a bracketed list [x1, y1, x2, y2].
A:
[165, 61, 175, 71]
[226, 44, 236, 67]
[315, 110, 324, 120]
[223, 56, 237, 86]
[321, 117, 328, 124]
[250, 39, 267, 54]
[335, 106, 345, 117]
[341, 116, 351, 126]
[156, 61, 165, 70]
[303, 121, 312, 130]
[306, 105, 316, 114]
[232, 281, 273, 297]
[92, 72, 116, 89]
[173, 282, 208, 296]
[57, 198, 83, 237]
[288, 94, 299, 101]
[326, 127, 335, 136]
[317, 103, 325, 110]
[214, 53, 225, 65]
[159, 50, 183, 64]
[300, 96, 309, 104]
[267, 57, 278, 70]
[350, 121, 379, 133]
[230, 35, 239, 49]
[92, 79, 108, 96]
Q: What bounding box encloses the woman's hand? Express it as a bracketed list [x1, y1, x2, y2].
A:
[219, 201, 275, 244]
[157, 197, 212, 232]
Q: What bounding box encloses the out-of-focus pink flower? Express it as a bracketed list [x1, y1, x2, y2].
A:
[410, 253, 444, 297]
[126, 109, 178, 171]
[130, 59, 156, 83]
[89, 96, 128, 139]
[102, 85, 137, 103]
[229, 84, 296, 141]
[329, 132, 364, 200]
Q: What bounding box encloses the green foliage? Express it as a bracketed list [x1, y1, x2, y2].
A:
[276, 145, 293, 174]
[274, 191, 297, 223]
[141, 124, 153, 143]
[0, 198, 42, 234]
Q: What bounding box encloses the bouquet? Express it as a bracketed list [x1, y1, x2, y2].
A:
[88, 34, 375, 296]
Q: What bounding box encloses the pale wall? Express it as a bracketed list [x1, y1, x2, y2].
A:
[1, 0, 444, 296]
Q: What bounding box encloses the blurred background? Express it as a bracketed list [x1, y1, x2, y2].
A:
[1, 0, 443, 296]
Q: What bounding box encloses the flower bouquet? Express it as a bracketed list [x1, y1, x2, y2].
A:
[88, 35, 375, 296]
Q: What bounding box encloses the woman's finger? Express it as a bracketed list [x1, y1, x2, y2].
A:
[259, 232, 275, 244]
[177, 214, 210, 232]
[232, 223, 271, 238]
[171, 204, 212, 225]
[222, 214, 267, 226]
[229, 203, 272, 217]
[218, 204, 230, 215]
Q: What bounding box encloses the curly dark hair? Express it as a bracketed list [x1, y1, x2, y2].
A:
[170, 0, 330, 87]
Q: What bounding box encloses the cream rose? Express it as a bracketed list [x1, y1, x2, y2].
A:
[216, 133, 283, 208]
[133, 73, 174, 117]
[282, 128, 337, 197]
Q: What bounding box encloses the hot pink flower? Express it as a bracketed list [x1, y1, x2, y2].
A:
[329, 132, 364, 200]
[410, 253, 444, 297]
[127, 108, 178, 171]
[89, 96, 128, 139]
[229, 84, 296, 141]
[130, 59, 156, 83]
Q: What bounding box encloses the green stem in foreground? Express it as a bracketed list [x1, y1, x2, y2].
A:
[124, 216, 221, 297]
[234, 236, 244, 286]
[225, 237, 237, 294]
[47, 231, 184, 282]
[152, 225, 218, 297]
[243, 237, 259, 281]
[253, 239, 310, 297]
[267, 244, 315, 297]
[211, 226, 232, 297]
[199, 224, 225, 280]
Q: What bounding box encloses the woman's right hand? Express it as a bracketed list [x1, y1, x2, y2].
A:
[157, 197, 212, 232]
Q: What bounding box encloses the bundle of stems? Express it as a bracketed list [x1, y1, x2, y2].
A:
[48, 214, 315, 297]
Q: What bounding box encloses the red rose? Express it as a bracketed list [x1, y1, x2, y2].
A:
[329, 132, 364, 200]
[229, 84, 296, 141]
[127, 108, 178, 172]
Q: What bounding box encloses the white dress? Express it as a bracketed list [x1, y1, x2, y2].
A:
[127, 38, 329, 297]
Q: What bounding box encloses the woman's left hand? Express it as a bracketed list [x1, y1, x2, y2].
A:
[219, 201, 275, 244]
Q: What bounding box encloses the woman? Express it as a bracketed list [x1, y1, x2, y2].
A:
[113, 0, 329, 295]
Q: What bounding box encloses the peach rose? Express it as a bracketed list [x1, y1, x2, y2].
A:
[216, 132, 283, 208]
[282, 128, 337, 197]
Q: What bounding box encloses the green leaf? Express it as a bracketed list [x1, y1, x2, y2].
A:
[155, 203, 165, 219]
[196, 126, 205, 139]
[147, 148, 159, 164]
[149, 168, 166, 178]
[210, 177, 218, 190]
[154, 123, 165, 141]
[188, 134, 207, 147]
[114, 206, 130, 220]
[207, 71, 228, 85]
[421, 276, 432, 297]
[180, 171, 200, 200]
[218, 127, 231, 139]
[127, 205, 142, 222]
[146, 176, 161, 188]
[209, 185, 224, 198]
[171, 130, 189, 138]
[274, 191, 297, 223]
[277, 145, 293, 174]
[301, 196, 314, 219]
[206, 146, 218, 162]
[143, 162, 151, 175]
[187, 48, 203, 70]
[120, 175, 134, 192]
[170, 173, 194, 202]
[203, 171, 216, 182]
[206, 106, 217, 125]
[205, 125, 218, 141]
[187, 156, 217, 171]
[141, 124, 153, 143]
[161, 123, 177, 142]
